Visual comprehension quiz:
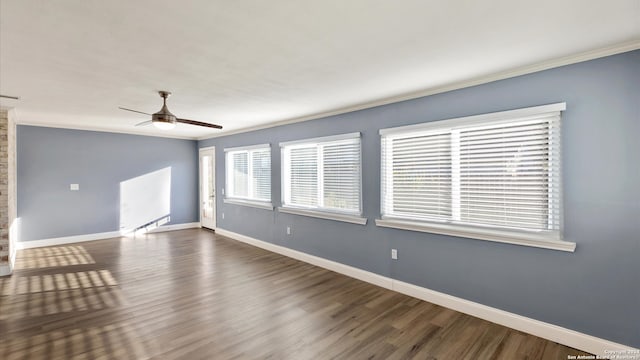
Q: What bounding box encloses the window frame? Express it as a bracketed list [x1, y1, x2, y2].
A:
[224, 144, 273, 210]
[279, 132, 367, 225]
[376, 103, 575, 252]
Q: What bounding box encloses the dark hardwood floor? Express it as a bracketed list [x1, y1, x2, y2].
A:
[0, 229, 590, 359]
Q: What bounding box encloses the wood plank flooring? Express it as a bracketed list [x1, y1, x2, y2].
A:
[0, 229, 591, 359]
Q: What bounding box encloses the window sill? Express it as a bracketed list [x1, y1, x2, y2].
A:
[223, 198, 274, 210]
[278, 207, 368, 225]
[375, 218, 575, 252]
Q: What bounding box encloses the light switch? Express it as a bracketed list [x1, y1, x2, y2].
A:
[70, 184, 79, 191]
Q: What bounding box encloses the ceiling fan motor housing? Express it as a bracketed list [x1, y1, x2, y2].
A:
[152, 109, 177, 124]
[153, 91, 177, 126]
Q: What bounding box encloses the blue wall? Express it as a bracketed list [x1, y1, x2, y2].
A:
[200, 50, 640, 347]
[17, 126, 199, 241]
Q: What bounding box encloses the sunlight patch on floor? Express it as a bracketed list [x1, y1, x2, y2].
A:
[14, 245, 95, 270]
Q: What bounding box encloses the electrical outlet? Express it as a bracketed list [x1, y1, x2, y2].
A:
[222, 213, 225, 219]
[222, 188, 225, 195]
[286, 226, 291, 235]
[70, 184, 79, 191]
[391, 249, 398, 260]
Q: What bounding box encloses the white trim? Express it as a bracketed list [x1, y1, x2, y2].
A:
[215, 228, 391, 289]
[375, 218, 575, 252]
[279, 132, 361, 148]
[215, 227, 637, 356]
[224, 146, 272, 204]
[224, 198, 274, 210]
[15, 223, 202, 249]
[16, 122, 196, 140]
[198, 146, 216, 152]
[0, 264, 11, 277]
[224, 143, 270, 152]
[16, 230, 124, 249]
[281, 146, 289, 205]
[281, 134, 363, 215]
[7, 42, 638, 142]
[199, 40, 640, 141]
[278, 207, 368, 225]
[391, 280, 636, 357]
[9, 250, 16, 272]
[199, 146, 217, 230]
[9, 219, 19, 271]
[379, 102, 566, 136]
[145, 222, 201, 234]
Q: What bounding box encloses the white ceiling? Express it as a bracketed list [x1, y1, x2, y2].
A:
[1, 1, 639, 139]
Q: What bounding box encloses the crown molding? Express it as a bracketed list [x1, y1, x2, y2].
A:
[199, 39, 640, 141]
[15, 120, 198, 140]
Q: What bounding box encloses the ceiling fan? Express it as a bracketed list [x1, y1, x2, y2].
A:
[0, 95, 20, 100]
[119, 91, 222, 130]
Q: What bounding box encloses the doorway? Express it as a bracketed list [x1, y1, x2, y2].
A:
[199, 147, 216, 230]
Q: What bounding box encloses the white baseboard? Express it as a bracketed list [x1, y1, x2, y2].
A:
[391, 281, 636, 357]
[5, 217, 20, 275]
[215, 228, 392, 289]
[1, 258, 15, 276]
[16, 230, 123, 250]
[146, 222, 201, 233]
[215, 227, 637, 356]
[0, 264, 11, 277]
[9, 247, 16, 270]
[16, 222, 202, 250]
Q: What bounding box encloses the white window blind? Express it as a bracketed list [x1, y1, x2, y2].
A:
[231, 152, 248, 197]
[289, 146, 318, 207]
[458, 117, 560, 231]
[282, 133, 362, 214]
[382, 132, 452, 221]
[381, 104, 563, 241]
[225, 145, 271, 203]
[252, 149, 271, 201]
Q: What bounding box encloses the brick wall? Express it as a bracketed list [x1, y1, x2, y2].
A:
[0, 108, 8, 266]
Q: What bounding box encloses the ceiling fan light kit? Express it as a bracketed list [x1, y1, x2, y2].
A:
[153, 121, 176, 130]
[119, 91, 223, 131]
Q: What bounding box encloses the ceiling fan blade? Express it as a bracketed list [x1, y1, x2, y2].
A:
[135, 120, 153, 127]
[177, 118, 223, 129]
[119, 107, 152, 116]
[0, 94, 20, 100]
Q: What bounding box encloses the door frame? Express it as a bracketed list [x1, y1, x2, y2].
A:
[199, 146, 216, 230]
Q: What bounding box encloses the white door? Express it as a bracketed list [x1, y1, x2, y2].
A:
[199, 147, 216, 229]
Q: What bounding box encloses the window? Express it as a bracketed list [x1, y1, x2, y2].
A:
[280, 133, 365, 224]
[378, 103, 572, 251]
[225, 144, 272, 209]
